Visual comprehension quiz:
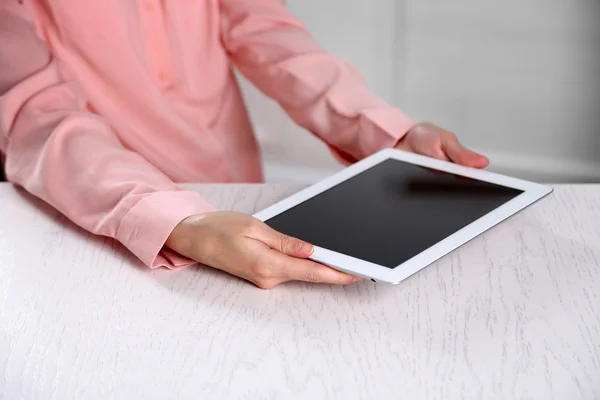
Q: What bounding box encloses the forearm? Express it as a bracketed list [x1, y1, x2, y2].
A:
[220, 0, 416, 160]
[5, 104, 214, 268]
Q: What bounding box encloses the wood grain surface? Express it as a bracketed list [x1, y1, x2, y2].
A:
[0, 183, 598, 400]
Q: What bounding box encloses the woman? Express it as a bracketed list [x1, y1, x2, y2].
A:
[0, 0, 488, 288]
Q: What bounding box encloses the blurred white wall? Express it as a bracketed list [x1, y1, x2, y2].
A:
[238, 0, 600, 184]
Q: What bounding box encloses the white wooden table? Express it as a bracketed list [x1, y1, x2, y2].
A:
[1, 183, 599, 400]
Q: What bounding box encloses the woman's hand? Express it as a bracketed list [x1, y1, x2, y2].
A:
[396, 122, 489, 168]
[166, 211, 361, 289]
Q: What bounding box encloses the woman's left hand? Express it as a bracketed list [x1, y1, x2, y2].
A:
[396, 122, 489, 168]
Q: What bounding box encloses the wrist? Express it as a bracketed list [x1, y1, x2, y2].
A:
[165, 213, 204, 255]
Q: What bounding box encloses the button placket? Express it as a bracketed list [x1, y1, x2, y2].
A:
[139, 0, 174, 87]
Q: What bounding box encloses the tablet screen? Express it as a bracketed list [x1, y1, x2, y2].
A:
[264, 158, 523, 268]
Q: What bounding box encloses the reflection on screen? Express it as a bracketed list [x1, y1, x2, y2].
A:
[265, 159, 523, 268]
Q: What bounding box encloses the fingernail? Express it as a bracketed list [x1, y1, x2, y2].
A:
[297, 241, 312, 254]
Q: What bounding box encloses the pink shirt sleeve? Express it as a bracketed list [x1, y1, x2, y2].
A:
[219, 0, 417, 162]
[0, 3, 213, 269]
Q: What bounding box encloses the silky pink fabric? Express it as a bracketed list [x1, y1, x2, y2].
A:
[0, 0, 416, 268]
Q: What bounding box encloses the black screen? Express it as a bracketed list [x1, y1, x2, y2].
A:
[265, 159, 522, 268]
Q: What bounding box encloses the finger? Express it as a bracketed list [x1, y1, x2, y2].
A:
[273, 252, 362, 285]
[251, 221, 314, 258]
[442, 135, 489, 168]
[413, 141, 451, 162]
[426, 149, 451, 162]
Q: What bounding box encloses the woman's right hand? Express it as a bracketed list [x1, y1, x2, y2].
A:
[165, 211, 361, 289]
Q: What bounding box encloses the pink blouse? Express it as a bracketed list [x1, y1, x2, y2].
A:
[0, 0, 415, 269]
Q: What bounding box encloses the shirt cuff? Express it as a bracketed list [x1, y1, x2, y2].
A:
[358, 107, 417, 158]
[328, 145, 358, 165]
[116, 190, 216, 269]
[327, 108, 416, 165]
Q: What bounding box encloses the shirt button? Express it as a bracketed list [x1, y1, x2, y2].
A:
[157, 70, 169, 82]
[143, 1, 155, 12]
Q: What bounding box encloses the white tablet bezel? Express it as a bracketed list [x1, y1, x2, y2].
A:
[254, 148, 553, 284]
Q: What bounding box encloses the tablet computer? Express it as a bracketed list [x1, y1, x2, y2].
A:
[254, 148, 553, 284]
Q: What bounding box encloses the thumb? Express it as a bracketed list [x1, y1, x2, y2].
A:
[442, 134, 489, 168]
[252, 221, 314, 258]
